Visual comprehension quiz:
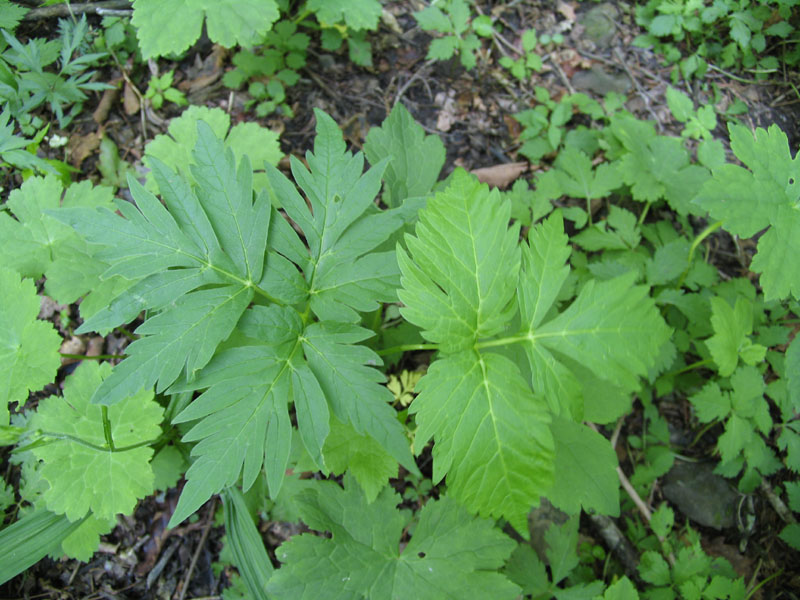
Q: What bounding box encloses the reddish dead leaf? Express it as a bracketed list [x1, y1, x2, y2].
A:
[504, 114, 521, 139]
[471, 162, 528, 189]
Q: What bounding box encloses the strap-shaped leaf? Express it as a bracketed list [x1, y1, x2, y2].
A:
[398, 169, 521, 352]
[411, 351, 554, 533]
[50, 121, 272, 404]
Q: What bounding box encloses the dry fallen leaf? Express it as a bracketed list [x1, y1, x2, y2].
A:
[123, 81, 140, 115]
[471, 162, 529, 189]
[68, 130, 103, 168]
[557, 0, 577, 22]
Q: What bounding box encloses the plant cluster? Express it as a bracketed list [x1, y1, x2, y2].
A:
[633, 0, 800, 80]
[1, 0, 799, 598]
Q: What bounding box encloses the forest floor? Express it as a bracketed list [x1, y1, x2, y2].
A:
[2, 1, 800, 599]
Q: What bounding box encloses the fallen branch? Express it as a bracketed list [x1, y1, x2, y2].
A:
[23, 0, 131, 20]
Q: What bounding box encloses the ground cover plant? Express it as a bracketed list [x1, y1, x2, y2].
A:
[1, 0, 799, 598]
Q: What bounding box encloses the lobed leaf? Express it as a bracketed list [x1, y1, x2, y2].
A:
[0, 268, 61, 425]
[267, 476, 520, 599]
[31, 362, 162, 521]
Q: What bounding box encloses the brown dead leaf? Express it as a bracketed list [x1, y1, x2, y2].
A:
[60, 336, 86, 365]
[471, 162, 528, 189]
[435, 91, 459, 132]
[68, 129, 102, 168]
[86, 336, 105, 357]
[93, 85, 119, 124]
[557, 0, 577, 22]
[123, 81, 140, 115]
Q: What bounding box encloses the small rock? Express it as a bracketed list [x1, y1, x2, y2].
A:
[662, 461, 738, 529]
[571, 64, 631, 96]
[577, 3, 620, 48]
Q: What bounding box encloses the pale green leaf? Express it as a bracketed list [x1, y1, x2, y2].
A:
[545, 515, 579, 584]
[398, 170, 521, 352]
[267, 477, 519, 599]
[0, 269, 61, 424]
[547, 417, 619, 516]
[323, 417, 397, 502]
[412, 351, 554, 533]
[132, 0, 279, 59]
[308, 0, 381, 31]
[693, 124, 800, 300]
[31, 362, 162, 521]
[706, 296, 754, 376]
[61, 515, 115, 561]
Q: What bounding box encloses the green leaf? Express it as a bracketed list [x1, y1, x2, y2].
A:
[168, 305, 310, 525]
[693, 124, 800, 300]
[265, 109, 403, 323]
[398, 170, 521, 352]
[547, 417, 619, 516]
[639, 550, 671, 586]
[666, 87, 694, 122]
[132, 0, 279, 58]
[0, 176, 116, 304]
[706, 296, 760, 376]
[549, 146, 622, 201]
[53, 122, 269, 405]
[145, 105, 281, 193]
[545, 515, 579, 584]
[411, 351, 554, 533]
[603, 577, 640, 600]
[427, 35, 460, 60]
[267, 477, 520, 599]
[521, 245, 670, 415]
[61, 515, 115, 561]
[414, 5, 452, 33]
[0, 268, 61, 425]
[0, 0, 28, 30]
[308, 0, 381, 31]
[323, 417, 397, 503]
[504, 545, 549, 596]
[31, 362, 162, 521]
[364, 102, 445, 208]
[779, 523, 800, 550]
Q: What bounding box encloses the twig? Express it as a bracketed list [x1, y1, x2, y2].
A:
[394, 58, 435, 107]
[589, 514, 642, 581]
[611, 47, 663, 131]
[760, 478, 797, 525]
[547, 56, 576, 95]
[177, 499, 217, 600]
[23, 0, 131, 19]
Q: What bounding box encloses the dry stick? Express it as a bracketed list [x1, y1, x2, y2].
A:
[394, 59, 435, 107]
[23, 0, 131, 19]
[587, 421, 676, 567]
[760, 479, 797, 525]
[177, 499, 217, 600]
[611, 47, 664, 132]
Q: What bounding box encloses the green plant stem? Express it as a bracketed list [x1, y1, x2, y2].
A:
[663, 358, 713, 378]
[376, 343, 439, 356]
[637, 201, 651, 226]
[23, 431, 160, 454]
[677, 220, 723, 288]
[746, 567, 781, 600]
[60, 352, 127, 360]
[114, 326, 137, 340]
[101, 406, 115, 451]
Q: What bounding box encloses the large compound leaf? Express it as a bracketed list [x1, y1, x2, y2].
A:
[267, 477, 520, 599]
[265, 109, 405, 323]
[132, 0, 279, 59]
[693, 123, 800, 300]
[398, 170, 521, 352]
[412, 351, 554, 532]
[364, 102, 445, 208]
[519, 213, 671, 418]
[31, 362, 162, 521]
[52, 122, 268, 405]
[0, 268, 61, 425]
